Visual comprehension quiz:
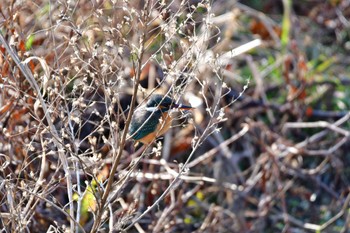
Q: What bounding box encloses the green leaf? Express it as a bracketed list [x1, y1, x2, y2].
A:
[281, 0, 291, 49]
[25, 34, 35, 50]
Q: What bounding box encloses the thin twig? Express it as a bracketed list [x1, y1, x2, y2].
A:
[89, 3, 150, 231]
[0, 33, 76, 232]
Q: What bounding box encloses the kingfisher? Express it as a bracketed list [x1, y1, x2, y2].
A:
[128, 94, 192, 145]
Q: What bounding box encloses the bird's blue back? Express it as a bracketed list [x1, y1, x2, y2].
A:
[128, 107, 162, 140]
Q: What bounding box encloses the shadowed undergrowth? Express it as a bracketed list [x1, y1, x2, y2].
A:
[0, 0, 350, 232]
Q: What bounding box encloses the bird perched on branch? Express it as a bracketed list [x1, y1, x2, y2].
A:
[128, 94, 192, 145]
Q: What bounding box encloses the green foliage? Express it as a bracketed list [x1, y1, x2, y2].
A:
[25, 34, 34, 50]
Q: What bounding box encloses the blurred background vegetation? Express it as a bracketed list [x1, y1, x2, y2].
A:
[0, 0, 350, 232]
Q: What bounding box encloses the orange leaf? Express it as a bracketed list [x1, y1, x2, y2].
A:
[250, 19, 281, 40]
[19, 40, 26, 52]
[0, 45, 5, 54]
[305, 107, 313, 117]
[0, 100, 14, 115]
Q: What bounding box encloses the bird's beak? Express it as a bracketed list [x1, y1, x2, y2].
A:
[172, 103, 193, 110]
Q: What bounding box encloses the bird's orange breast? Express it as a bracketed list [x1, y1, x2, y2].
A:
[137, 112, 172, 145]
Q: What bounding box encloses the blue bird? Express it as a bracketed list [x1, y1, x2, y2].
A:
[128, 94, 192, 145]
